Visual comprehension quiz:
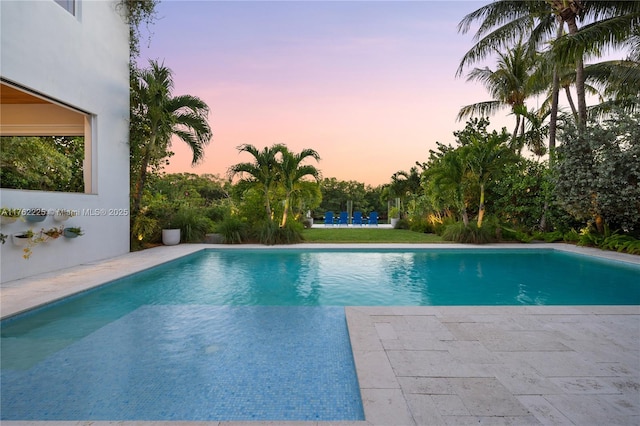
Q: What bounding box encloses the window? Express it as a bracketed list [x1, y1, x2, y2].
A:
[54, 0, 75, 15]
[0, 81, 93, 193]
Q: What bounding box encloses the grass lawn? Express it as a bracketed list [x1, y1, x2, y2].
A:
[302, 228, 445, 243]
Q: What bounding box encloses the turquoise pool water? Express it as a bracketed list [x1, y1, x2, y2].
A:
[1, 248, 638, 421]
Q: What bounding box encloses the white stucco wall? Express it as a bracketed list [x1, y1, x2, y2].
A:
[0, 0, 130, 282]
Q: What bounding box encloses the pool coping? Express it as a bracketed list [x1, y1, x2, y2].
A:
[1, 243, 639, 425]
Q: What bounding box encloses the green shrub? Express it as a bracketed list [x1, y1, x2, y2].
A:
[409, 217, 433, 233]
[434, 216, 457, 236]
[170, 208, 214, 242]
[216, 216, 248, 244]
[441, 222, 494, 244]
[532, 230, 564, 243]
[394, 219, 410, 230]
[131, 214, 160, 249]
[563, 229, 580, 243]
[204, 204, 228, 222]
[577, 229, 604, 247]
[600, 234, 640, 254]
[256, 220, 303, 245]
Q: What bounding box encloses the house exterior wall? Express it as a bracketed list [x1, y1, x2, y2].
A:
[0, 0, 130, 282]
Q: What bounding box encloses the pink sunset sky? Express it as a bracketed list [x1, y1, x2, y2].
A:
[138, 0, 513, 186]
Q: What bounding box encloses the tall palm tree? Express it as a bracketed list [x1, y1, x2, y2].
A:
[458, 1, 638, 145]
[458, 41, 540, 152]
[227, 143, 285, 221]
[131, 60, 212, 215]
[277, 147, 321, 227]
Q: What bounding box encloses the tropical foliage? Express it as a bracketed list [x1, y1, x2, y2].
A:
[226, 144, 321, 244]
[125, 0, 639, 253]
[0, 136, 84, 192]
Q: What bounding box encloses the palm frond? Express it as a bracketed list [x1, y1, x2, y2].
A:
[457, 101, 504, 121]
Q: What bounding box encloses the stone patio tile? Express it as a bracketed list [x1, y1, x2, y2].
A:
[607, 377, 640, 394]
[479, 330, 573, 352]
[544, 394, 634, 425]
[389, 306, 441, 316]
[359, 388, 414, 426]
[430, 394, 470, 416]
[403, 315, 451, 332]
[549, 377, 623, 394]
[517, 396, 573, 425]
[559, 337, 640, 366]
[574, 306, 640, 315]
[381, 332, 449, 351]
[386, 350, 492, 378]
[352, 350, 399, 389]
[404, 394, 446, 425]
[397, 377, 456, 395]
[447, 377, 531, 417]
[486, 362, 564, 395]
[442, 415, 540, 425]
[374, 322, 397, 340]
[444, 340, 499, 364]
[600, 392, 640, 416]
[442, 322, 479, 341]
[493, 351, 613, 377]
[222, 422, 317, 426]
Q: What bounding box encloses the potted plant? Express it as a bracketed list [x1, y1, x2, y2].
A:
[161, 211, 181, 246]
[42, 226, 64, 240]
[25, 208, 47, 223]
[12, 230, 45, 259]
[63, 226, 84, 239]
[54, 209, 76, 222]
[389, 207, 400, 228]
[162, 227, 181, 245]
[1, 208, 22, 225]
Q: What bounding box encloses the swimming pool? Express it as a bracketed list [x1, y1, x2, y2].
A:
[2, 248, 639, 420]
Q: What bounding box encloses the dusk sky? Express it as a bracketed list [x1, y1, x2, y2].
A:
[138, 0, 512, 186]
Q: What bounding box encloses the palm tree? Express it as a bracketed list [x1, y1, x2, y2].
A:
[458, 41, 540, 152]
[277, 147, 321, 227]
[463, 130, 513, 228]
[458, 1, 638, 146]
[227, 143, 285, 221]
[424, 145, 471, 226]
[131, 60, 212, 215]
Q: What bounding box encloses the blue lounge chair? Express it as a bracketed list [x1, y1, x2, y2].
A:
[352, 211, 363, 226]
[368, 211, 378, 226]
[324, 211, 334, 226]
[338, 211, 349, 226]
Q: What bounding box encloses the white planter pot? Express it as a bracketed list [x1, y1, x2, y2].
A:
[1, 216, 18, 226]
[390, 218, 399, 227]
[162, 229, 181, 246]
[54, 212, 71, 222]
[12, 234, 32, 246]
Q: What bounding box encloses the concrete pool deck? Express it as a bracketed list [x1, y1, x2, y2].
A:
[1, 243, 639, 425]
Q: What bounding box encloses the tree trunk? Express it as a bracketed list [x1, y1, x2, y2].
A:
[511, 114, 521, 151]
[477, 183, 485, 228]
[565, 16, 587, 128]
[132, 139, 154, 216]
[564, 86, 578, 121]
[548, 17, 563, 165]
[462, 209, 469, 227]
[280, 196, 290, 227]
